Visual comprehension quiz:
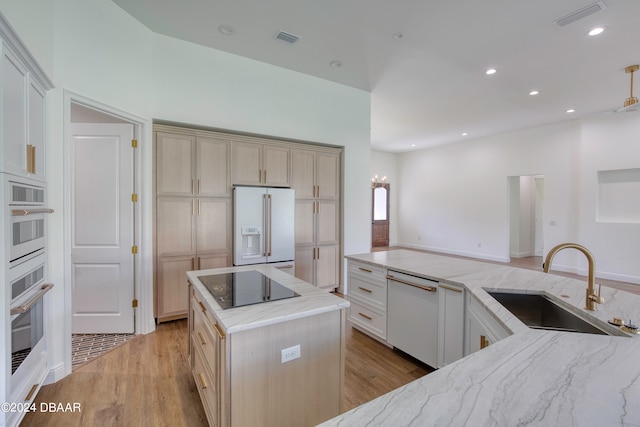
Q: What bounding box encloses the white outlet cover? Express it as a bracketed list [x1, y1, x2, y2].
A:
[281, 345, 301, 363]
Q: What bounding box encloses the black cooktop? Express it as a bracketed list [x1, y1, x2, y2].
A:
[199, 270, 300, 310]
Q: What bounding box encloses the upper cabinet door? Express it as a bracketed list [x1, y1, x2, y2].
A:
[262, 145, 290, 187]
[291, 149, 315, 198]
[197, 136, 230, 197]
[28, 79, 46, 181]
[316, 152, 340, 200]
[156, 132, 196, 196]
[231, 141, 262, 185]
[232, 142, 291, 187]
[2, 45, 28, 177]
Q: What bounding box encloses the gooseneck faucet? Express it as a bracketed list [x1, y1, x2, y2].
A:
[543, 243, 603, 311]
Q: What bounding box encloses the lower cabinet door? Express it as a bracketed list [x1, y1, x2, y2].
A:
[156, 256, 192, 321]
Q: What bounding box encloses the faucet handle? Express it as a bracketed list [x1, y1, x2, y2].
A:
[590, 284, 604, 304]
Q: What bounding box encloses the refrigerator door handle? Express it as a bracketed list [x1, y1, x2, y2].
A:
[267, 194, 273, 256]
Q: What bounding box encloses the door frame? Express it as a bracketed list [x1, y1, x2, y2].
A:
[62, 90, 154, 377]
[371, 182, 390, 247]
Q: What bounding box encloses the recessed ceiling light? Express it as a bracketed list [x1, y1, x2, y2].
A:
[462, 132, 468, 136]
[218, 25, 235, 35]
[486, 68, 497, 75]
[411, 144, 416, 147]
[329, 60, 342, 68]
[566, 108, 576, 113]
[392, 32, 404, 40]
[529, 90, 540, 96]
[588, 27, 605, 36]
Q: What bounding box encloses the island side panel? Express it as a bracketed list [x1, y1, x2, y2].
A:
[229, 309, 344, 426]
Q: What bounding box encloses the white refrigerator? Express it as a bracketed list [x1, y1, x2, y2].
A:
[233, 186, 295, 268]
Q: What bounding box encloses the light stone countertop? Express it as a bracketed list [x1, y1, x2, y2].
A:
[187, 264, 349, 334]
[319, 249, 640, 426]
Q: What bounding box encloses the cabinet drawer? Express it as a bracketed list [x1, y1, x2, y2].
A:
[348, 260, 386, 285]
[348, 274, 386, 309]
[192, 296, 218, 369]
[191, 336, 217, 426]
[349, 300, 386, 339]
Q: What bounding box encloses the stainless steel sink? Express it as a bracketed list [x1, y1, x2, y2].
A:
[486, 292, 610, 335]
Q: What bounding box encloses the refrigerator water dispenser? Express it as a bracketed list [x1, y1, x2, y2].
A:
[240, 226, 262, 259]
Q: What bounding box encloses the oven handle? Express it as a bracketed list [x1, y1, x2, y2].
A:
[10, 283, 54, 315]
[11, 208, 55, 216]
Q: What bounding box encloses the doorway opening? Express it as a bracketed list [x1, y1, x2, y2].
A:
[372, 183, 390, 248]
[63, 91, 150, 376]
[508, 175, 544, 262]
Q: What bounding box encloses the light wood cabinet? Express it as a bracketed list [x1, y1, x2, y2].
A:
[231, 141, 290, 187]
[154, 125, 344, 300]
[189, 282, 344, 427]
[1, 44, 48, 181]
[292, 148, 341, 289]
[291, 149, 340, 200]
[154, 130, 232, 322]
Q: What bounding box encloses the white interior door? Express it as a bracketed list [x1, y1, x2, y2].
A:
[71, 123, 135, 333]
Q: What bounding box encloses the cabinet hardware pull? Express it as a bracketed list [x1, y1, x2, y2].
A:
[197, 257, 201, 270]
[25, 384, 38, 401]
[198, 199, 201, 215]
[191, 258, 195, 270]
[10, 284, 54, 315]
[316, 185, 320, 198]
[358, 267, 372, 273]
[480, 335, 489, 349]
[198, 300, 206, 312]
[197, 332, 206, 346]
[358, 312, 372, 321]
[198, 372, 208, 390]
[191, 179, 194, 195]
[386, 275, 437, 292]
[263, 170, 267, 183]
[11, 208, 55, 216]
[275, 265, 293, 269]
[358, 287, 373, 293]
[197, 179, 200, 195]
[192, 199, 195, 215]
[213, 322, 226, 339]
[440, 284, 462, 293]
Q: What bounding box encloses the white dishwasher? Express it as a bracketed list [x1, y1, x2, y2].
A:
[387, 270, 439, 367]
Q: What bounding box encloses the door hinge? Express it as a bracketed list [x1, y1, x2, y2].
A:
[132, 193, 138, 202]
[131, 139, 138, 148]
[132, 299, 138, 308]
[131, 245, 138, 254]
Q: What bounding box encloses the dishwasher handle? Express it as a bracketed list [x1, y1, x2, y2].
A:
[386, 275, 437, 292]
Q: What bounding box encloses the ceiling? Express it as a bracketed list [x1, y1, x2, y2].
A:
[113, 0, 640, 153]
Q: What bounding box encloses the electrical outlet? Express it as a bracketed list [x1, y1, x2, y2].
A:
[281, 345, 301, 363]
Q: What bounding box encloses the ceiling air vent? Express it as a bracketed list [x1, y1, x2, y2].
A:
[554, 1, 606, 27]
[274, 30, 301, 44]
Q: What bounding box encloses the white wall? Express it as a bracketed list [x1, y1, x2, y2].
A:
[395, 114, 640, 283]
[2, 0, 372, 381]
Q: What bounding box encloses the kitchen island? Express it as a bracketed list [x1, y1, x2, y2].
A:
[321, 250, 640, 426]
[187, 264, 349, 427]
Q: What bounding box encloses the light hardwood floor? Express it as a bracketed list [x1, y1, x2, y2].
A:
[21, 250, 638, 426]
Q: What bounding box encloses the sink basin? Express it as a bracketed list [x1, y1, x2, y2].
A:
[486, 292, 610, 335]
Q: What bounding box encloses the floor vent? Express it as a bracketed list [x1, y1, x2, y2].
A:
[275, 30, 301, 44]
[554, 1, 605, 27]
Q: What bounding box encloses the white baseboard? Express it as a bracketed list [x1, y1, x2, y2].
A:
[44, 362, 67, 385]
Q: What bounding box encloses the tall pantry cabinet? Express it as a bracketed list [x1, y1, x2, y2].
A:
[291, 149, 341, 289]
[154, 124, 343, 322]
[154, 131, 232, 322]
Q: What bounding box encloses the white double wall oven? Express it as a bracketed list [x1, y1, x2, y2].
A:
[5, 176, 54, 410]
